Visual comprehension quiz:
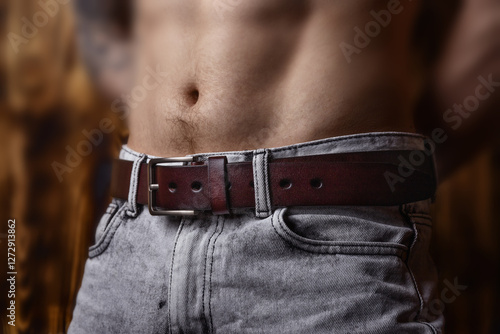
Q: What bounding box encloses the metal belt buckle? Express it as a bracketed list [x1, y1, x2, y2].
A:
[148, 157, 200, 216]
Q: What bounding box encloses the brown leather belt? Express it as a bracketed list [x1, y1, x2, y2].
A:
[110, 150, 437, 216]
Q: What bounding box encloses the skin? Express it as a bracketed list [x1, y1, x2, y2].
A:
[127, 0, 422, 156]
[76, 0, 499, 178]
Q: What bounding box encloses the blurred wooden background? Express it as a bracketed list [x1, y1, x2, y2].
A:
[0, 0, 126, 333]
[0, 1, 498, 333]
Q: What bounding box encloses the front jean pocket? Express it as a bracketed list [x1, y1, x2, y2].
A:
[88, 199, 128, 258]
[271, 206, 414, 257]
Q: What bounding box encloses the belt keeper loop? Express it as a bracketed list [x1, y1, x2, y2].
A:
[207, 156, 230, 215]
[126, 153, 147, 217]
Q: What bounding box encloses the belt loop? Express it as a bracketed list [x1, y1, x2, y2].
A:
[252, 148, 272, 218]
[126, 153, 147, 217]
[208, 156, 230, 215]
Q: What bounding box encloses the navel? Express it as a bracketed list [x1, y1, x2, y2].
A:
[184, 85, 200, 106]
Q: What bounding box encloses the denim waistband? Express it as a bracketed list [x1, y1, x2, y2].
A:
[120, 131, 428, 162]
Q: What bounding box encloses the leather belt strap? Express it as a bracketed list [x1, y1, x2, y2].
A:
[207, 156, 230, 215]
[110, 150, 437, 215]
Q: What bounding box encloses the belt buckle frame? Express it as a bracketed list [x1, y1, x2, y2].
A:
[147, 157, 200, 216]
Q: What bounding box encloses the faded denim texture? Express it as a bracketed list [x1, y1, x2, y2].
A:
[69, 132, 444, 334]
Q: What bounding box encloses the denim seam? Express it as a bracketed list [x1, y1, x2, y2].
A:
[122, 145, 143, 158]
[408, 213, 432, 219]
[105, 203, 118, 214]
[208, 215, 225, 333]
[194, 151, 254, 159]
[420, 321, 439, 334]
[276, 209, 408, 249]
[122, 133, 426, 171]
[102, 204, 119, 232]
[409, 214, 433, 226]
[123, 133, 425, 163]
[408, 211, 433, 227]
[268, 132, 426, 154]
[201, 216, 221, 333]
[271, 213, 406, 257]
[401, 203, 426, 324]
[197, 133, 425, 159]
[186, 132, 425, 160]
[413, 221, 433, 228]
[88, 204, 126, 253]
[88, 203, 128, 258]
[167, 217, 187, 334]
[272, 209, 408, 256]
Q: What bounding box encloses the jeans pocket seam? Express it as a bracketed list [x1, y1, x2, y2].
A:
[88, 203, 128, 258]
[408, 213, 432, 220]
[105, 203, 117, 213]
[407, 215, 433, 230]
[420, 321, 439, 334]
[272, 208, 408, 256]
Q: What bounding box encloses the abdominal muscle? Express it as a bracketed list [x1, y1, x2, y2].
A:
[127, 0, 424, 157]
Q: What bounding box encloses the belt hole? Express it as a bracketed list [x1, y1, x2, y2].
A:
[168, 182, 177, 193]
[310, 178, 323, 189]
[191, 181, 203, 192]
[279, 179, 292, 190]
[249, 180, 254, 188]
[227, 182, 232, 190]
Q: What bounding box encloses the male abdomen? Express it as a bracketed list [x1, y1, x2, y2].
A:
[128, 0, 424, 156]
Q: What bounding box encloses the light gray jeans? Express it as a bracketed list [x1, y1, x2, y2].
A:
[69, 132, 444, 334]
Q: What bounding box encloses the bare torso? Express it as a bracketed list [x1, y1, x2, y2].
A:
[127, 0, 425, 156]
